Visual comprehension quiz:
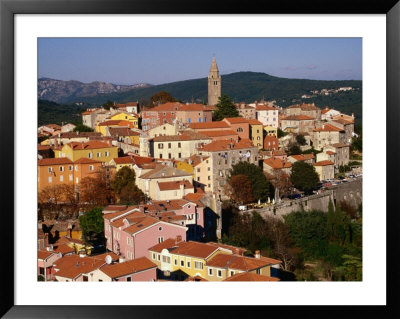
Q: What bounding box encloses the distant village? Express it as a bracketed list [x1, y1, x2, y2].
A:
[37, 58, 362, 282]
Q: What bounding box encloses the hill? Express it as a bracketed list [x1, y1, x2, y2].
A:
[38, 99, 88, 126]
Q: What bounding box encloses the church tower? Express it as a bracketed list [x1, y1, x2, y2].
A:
[208, 57, 221, 106]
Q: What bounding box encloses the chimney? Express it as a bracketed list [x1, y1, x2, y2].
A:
[255, 250, 261, 259]
[175, 235, 182, 244]
[67, 223, 73, 238]
[79, 250, 86, 258]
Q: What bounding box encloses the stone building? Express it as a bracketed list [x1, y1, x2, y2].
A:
[208, 57, 221, 106]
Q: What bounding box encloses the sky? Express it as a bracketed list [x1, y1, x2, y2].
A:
[38, 38, 362, 85]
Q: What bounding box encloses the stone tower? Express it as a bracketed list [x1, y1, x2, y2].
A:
[208, 57, 221, 106]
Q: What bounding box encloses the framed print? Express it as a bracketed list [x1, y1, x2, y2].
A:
[1, 0, 399, 317]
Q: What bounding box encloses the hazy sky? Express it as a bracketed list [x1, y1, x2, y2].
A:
[38, 38, 362, 85]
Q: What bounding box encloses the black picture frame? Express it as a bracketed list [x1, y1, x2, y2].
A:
[1, 0, 399, 317]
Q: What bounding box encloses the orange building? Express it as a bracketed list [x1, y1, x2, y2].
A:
[222, 117, 250, 140]
[73, 158, 104, 185]
[38, 158, 74, 192]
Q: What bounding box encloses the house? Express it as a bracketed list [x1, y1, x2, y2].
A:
[37, 157, 74, 193]
[198, 130, 239, 142]
[311, 124, 346, 150]
[188, 121, 231, 133]
[149, 131, 211, 160]
[55, 141, 118, 163]
[329, 117, 354, 145]
[109, 157, 134, 172]
[38, 249, 62, 281]
[106, 127, 140, 145]
[255, 105, 279, 127]
[147, 123, 178, 138]
[264, 125, 278, 137]
[263, 157, 292, 176]
[196, 139, 258, 200]
[108, 112, 139, 128]
[73, 157, 104, 187]
[323, 143, 350, 168]
[285, 103, 321, 120]
[95, 120, 134, 136]
[222, 117, 250, 140]
[53, 254, 105, 282]
[236, 103, 256, 119]
[280, 115, 315, 133]
[44, 131, 103, 147]
[314, 160, 335, 181]
[321, 107, 341, 121]
[136, 165, 193, 200]
[115, 101, 139, 114]
[287, 154, 315, 165]
[103, 207, 188, 260]
[89, 257, 157, 282]
[263, 136, 279, 151]
[82, 108, 111, 129]
[155, 180, 194, 200]
[38, 124, 61, 136]
[141, 102, 183, 131]
[246, 119, 264, 149]
[175, 104, 213, 125]
[61, 123, 76, 133]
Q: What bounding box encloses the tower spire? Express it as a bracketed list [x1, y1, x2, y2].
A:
[208, 57, 221, 106]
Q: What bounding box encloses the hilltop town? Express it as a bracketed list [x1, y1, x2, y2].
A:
[37, 58, 362, 282]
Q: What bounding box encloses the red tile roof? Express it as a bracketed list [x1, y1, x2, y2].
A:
[38, 250, 56, 260]
[113, 157, 134, 165]
[313, 124, 344, 132]
[200, 130, 238, 138]
[223, 117, 249, 124]
[288, 103, 320, 111]
[132, 155, 154, 165]
[148, 238, 179, 253]
[157, 180, 194, 191]
[330, 142, 349, 148]
[206, 254, 281, 271]
[264, 158, 292, 169]
[282, 115, 315, 121]
[224, 272, 280, 281]
[38, 158, 73, 166]
[74, 157, 103, 164]
[99, 257, 157, 279]
[290, 154, 315, 161]
[54, 255, 105, 279]
[53, 244, 75, 255]
[66, 141, 115, 150]
[256, 105, 278, 111]
[189, 121, 230, 130]
[199, 139, 254, 152]
[169, 241, 220, 259]
[178, 104, 213, 112]
[246, 119, 263, 125]
[314, 160, 334, 166]
[123, 216, 160, 235]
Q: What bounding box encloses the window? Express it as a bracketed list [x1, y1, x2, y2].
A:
[217, 270, 222, 277]
[158, 237, 164, 243]
[197, 177, 200, 182]
[88, 152, 93, 158]
[105, 151, 110, 157]
[178, 142, 181, 148]
[194, 261, 203, 270]
[208, 268, 213, 276]
[76, 177, 79, 183]
[89, 165, 94, 171]
[157, 254, 161, 261]
[48, 176, 52, 183]
[152, 253, 156, 260]
[237, 127, 243, 132]
[59, 166, 64, 172]
[230, 271, 234, 276]
[178, 153, 181, 158]
[162, 256, 171, 263]
[48, 167, 53, 173]
[59, 175, 64, 182]
[168, 143, 171, 149]
[69, 174, 73, 181]
[159, 154, 163, 159]
[98, 279, 103, 282]
[256, 268, 261, 275]
[207, 167, 210, 171]
[197, 168, 200, 173]
[186, 260, 191, 268]
[168, 153, 172, 159]
[97, 152, 101, 158]
[75, 165, 78, 171]
[174, 258, 178, 266]
[158, 226, 163, 231]
[208, 176, 211, 180]
[68, 165, 73, 171]
[158, 144, 163, 149]
[207, 184, 211, 188]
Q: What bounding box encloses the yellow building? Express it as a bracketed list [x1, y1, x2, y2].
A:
[55, 141, 118, 163]
[110, 112, 139, 128]
[247, 119, 264, 149]
[264, 125, 278, 137]
[109, 157, 134, 172]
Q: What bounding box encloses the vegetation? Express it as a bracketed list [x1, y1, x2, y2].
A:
[224, 174, 254, 204]
[101, 100, 114, 110]
[296, 134, 306, 146]
[212, 94, 240, 121]
[112, 166, 145, 205]
[287, 143, 302, 156]
[229, 162, 270, 201]
[290, 161, 319, 194]
[78, 207, 104, 243]
[79, 170, 115, 208]
[277, 128, 288, 138]
[38, 99, 88, 126]
[73, 124, 94, 132]
[148, 91, 177, 108]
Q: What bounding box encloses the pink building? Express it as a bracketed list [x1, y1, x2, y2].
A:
[222, 118, 250, 140]
[38, 249, 62, 281]
[103, 207, 188, 260]
[175, 104, 213, 125]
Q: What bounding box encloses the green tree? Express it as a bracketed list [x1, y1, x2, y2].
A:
[290, 161, 320, 194]
[102, 100, 114, 110]
[288, 143, 302, 155]
[277, 128, 288, 138]
[73, 123, 94, 132]
[112, 166, 145, 205]
[148, 91, 176, 108]
[296, 134, 306, 146]
[79, 207, 104, 243]
[229, 161, 270, 201]
[212, 94, 240, 121]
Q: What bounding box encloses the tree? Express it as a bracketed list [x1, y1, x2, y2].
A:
[290, 161, 319, 194]
[38, 184, 77, 207]
[148, 91, 176, 108]
[102, 100, 114, 110]
[73, 123, 94, 132]
[79, 207, 104, 243]
[212, 94, 239, 121]
[277, 128, 288, 138]
[112, 166, 145, 205]
[296, 134, 307, 146]
[79, 171, 115, 208]
[265, 171, 292, 199]
[229, 162, 270, 201]
[288, 143, 302, 156]
[226, 174, 254, 204]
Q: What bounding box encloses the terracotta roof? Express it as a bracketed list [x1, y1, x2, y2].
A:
[148, 238, 179, 253]
[331, 118, 353, 125]
[97, 120, 127, 126]
[199, 139, 254, 152]
[149, 102, 183, 112]
[38, 250, 56, 260]
[189, 121, 230, 130]
[92, 252, 120, 262]
[157, 180, 194, 191]
[103, 207, 141, 221]
[282, 115, 314, 121]
[103, 205, 128, 213]
[139, 166, 192, 179]
[49, 132, 102, 139]
[184, 192, 207, 203]
[224, 272, 280, 282]
[199, 130, 238, 138]
[290, 154, 315, 161]
[66, 141, 115, 150]
[223, 117, 249, 124]
[313, 124, 344, 132]
[206, 242, 246, 256]
[54, 236, 86, 246]
[123, 216, 160, 235]
[99, 257, 157, 279]
[314, 160, 334, 166]
[110, 211, 146, 228]
[264, 158, 292, 169]
[206, 254, 281, 271]
[256, 105, 278, 111]
[108, 127, 140, 136]
[74, 157, 103, 164]
[53, 244, 75, 255]
[288, 103, 320, 111]
[38, 145, 51, 151]
[272, 150, 287, 157]
[151, 131, 210, 142]
[326, 151, 336, 155]
[246, 119, 263, 125]
[321, 107, 331, 114]
[38, 158, 73, 166]
[54, 255, 105, 279]
[113, 157, 134, 165]
[169, 241, 219, 259]
[132, 155, 154, 165]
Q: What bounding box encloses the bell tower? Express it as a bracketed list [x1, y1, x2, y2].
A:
[208, 57, 221, 106]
